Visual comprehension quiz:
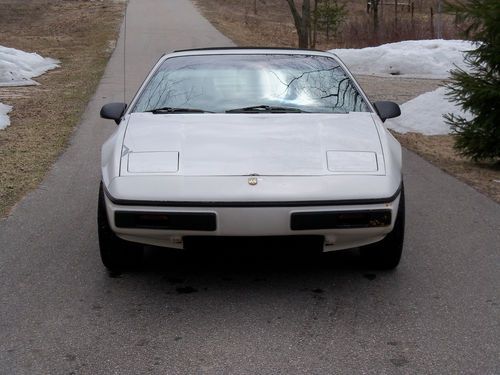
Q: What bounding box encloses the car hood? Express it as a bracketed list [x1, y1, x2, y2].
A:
[120, 112, 385, 176]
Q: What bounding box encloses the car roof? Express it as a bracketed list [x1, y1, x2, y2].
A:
[173, 46, 324, 53]
[164, 47, 339, 59]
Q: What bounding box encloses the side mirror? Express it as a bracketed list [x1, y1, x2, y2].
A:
[100, 102, 127, 125]
[373, 101, 401, 122]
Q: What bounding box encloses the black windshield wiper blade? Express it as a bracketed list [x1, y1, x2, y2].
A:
[226, 105, 307, 113]
[145, 107, 213, 114]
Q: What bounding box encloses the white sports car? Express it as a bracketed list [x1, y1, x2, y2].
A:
[98, 48, 404, 271]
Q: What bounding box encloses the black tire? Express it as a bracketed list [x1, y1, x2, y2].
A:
[97, 182, 143, 272]
[360, 185, 405, 270]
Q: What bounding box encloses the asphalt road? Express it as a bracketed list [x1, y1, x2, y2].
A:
[1, 0, 499, 374]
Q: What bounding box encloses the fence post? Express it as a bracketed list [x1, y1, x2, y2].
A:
[395, 0, 398, 28]
[430, 7, 434, 38]
[437, 0, 443, 38]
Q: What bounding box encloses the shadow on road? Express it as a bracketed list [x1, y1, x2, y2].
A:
[104, 240, 392, 295]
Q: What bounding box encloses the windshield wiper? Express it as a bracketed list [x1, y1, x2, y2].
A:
[145, 107, 214, 114]
[226, 105, 307, 113]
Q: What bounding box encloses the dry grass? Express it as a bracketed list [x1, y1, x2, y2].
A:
[0, 0, 126, 217]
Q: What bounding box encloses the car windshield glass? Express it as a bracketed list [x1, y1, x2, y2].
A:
[132, 54, 369, 114]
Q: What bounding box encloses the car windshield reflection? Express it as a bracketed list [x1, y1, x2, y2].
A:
[132, 54, 369, 114]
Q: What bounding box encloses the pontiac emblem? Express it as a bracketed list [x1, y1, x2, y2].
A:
[248, 177, 258, 186]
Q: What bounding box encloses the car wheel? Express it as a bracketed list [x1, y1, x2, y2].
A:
[97, 182, 143, 272]
[360, 185, 405, 270]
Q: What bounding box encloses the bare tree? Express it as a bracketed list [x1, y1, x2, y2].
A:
[286, 0, 311, 48]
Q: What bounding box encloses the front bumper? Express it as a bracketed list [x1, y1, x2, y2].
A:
[104, 185, 401, 251]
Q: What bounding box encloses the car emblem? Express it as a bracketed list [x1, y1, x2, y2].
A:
[248, 177, 258, 186]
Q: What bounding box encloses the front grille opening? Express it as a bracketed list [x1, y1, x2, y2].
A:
[183, 235, 324, 253]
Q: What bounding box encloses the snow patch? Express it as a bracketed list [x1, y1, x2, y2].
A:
[0, 45, 60, 87]
[386, 87, 473, 135]
[106, 40, 117, 54]
[331, 39, 474, 78]
[0, 102, 12, 130]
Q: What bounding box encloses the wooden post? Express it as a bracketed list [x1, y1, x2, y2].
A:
[394, 0, 398, 28]
[430, 6, 434, 38]
[437, 0, 443, 38]
[373, 0, 380, 33]
[411, 1, 415, 31]
[312, 0, 318, 48]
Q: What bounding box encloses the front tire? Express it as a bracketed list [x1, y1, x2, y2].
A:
[97, 182, 143, 272]
[360, 185, 405, 270]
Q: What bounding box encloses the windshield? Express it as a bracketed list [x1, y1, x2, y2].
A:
[132, 54, 370, 114]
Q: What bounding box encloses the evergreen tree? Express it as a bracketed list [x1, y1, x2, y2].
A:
[315, 0, 347, 40]
[444, 0, 500, 161]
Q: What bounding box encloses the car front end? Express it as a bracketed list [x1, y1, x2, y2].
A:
[98, 48, 405, 270]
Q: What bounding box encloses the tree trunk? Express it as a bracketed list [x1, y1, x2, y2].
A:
[286, 0, 310, 48]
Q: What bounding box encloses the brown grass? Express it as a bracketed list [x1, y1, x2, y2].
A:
[0, 0, 126, 217]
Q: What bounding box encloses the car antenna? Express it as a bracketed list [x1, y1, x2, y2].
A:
[123, 4, 127, 103]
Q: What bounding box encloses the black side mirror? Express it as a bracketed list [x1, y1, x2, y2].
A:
[100, 102, 127, 125]
[373, 101, 401, 122]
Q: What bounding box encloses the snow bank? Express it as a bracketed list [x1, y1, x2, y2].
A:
[331, 39, 474, 78]
[0, 102, 12, 130]
[0, 46, 59, 130]
[0, 45, 59, 86]
[329, 40, 476, 134]
[386, 87, 473, 135]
